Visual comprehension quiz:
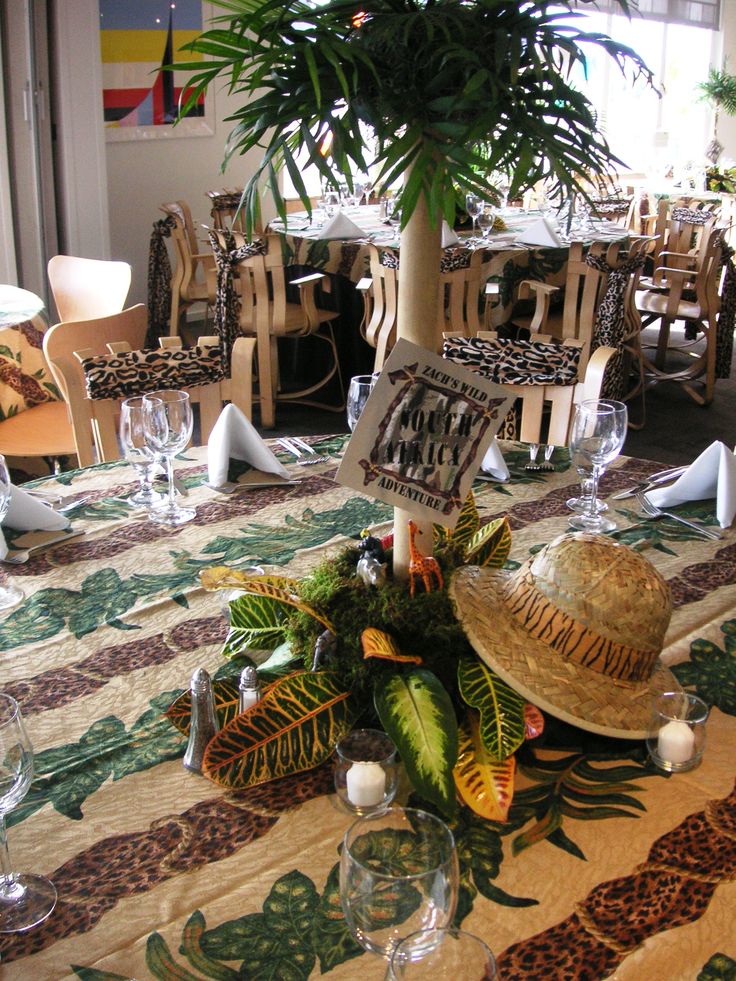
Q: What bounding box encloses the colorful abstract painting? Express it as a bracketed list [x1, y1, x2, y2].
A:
[99, 0, 209, 139]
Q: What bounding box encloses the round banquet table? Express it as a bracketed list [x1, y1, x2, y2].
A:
[0, 285, 59, 419]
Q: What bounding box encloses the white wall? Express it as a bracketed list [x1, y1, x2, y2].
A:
[716, 1, 736, 159]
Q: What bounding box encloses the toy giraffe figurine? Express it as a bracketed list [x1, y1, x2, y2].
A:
[408, 520, 444, 597]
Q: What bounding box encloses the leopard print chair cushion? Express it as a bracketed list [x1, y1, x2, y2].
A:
[81, 345, 225, 401]
[442, 335, 581, 385]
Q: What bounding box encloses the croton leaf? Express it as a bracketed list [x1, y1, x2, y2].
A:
[434, 491, 479, 549]
[203, 671, 357, 789]
[165, 673, 285, 737]
[200, 568, 300, 594]
[361, 627, 422, 665]
[454, 715, 516, 822]
[457, 656, 526, 761]
[374, 669, 458, 818]
[464, 515, 512, 568]
[524, 703, 545, 741]
[222, 592, 291, 658]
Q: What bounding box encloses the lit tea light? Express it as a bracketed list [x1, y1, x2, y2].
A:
[657, 719, 695, 765]
[346, 761, 386, 807]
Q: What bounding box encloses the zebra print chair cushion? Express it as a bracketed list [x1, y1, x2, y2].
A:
[81, 345, 225, 401]
[442, 335, 581, 386]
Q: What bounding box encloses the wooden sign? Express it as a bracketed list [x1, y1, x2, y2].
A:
[336, 339, 514, 528]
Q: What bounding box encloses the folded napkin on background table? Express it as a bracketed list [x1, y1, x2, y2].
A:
[645, 440, 736, 528]
[515, 217, 562, 248]
[441, 221, 461, 247]
[480, 438, 509, 481]
[1, 485, 70, 560]
[318, 211, 367, 240]
[207, 404, 290, 488]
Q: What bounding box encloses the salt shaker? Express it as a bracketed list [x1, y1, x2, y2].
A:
[238, 665, 261, 713]
[183, 668, 219, 774]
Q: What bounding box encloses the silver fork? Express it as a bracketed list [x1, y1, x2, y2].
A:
[525, 443, 541, 471]
[277, 438, 324, 466]
[539, 445, 555, 471]
[289, 436, 330, 463]
[637, 494, 722, 541]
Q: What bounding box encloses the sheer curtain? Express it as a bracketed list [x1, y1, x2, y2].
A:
[574, 0, 720, 30]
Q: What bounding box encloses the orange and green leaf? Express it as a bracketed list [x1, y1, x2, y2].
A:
[458, 656, 526, 761]
[464, 516, 511, 568]
[203, 671, 357, 789]
[524, 704, 545, 741]
[453, 715, 516, 822]
[361, 627, 422, 665]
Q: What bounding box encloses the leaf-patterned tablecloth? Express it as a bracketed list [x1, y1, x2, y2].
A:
[0, 439, 735, 980]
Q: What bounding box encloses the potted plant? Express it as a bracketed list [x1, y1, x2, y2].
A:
[698, 65, 736, 164]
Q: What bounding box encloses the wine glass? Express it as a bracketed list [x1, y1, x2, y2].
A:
[0, 456, 24, 612]
[142, 390, 195, 527]
[361, 175, 373, 205]
[568, 400, 628, 533]
[0, 693, 57, 932]
[322, 188, 340, 218]
[566, 456, 608, 517]
[476, 206, 496, 244]
[388, 927, 496, 980]
[119, 398, 163, 509]
[465, 193, 482, 243]
[347, 375, 375, 431]
[339, 807, 459, 959]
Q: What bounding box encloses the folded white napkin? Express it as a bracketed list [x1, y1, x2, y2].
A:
[441, 221, 460, 247]
[208, 404, 290, 488]
[1, 485, 70, 560]
[646, 440, 736, 528]
[515, 217, 562, 248]
[318, 211, 367, 240]
[480, 438, 509, 481]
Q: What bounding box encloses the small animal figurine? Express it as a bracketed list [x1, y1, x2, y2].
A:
[408, 520, 444, 597]
[357, 553, 388, 587]
[311, 629, 338, 671]
[358, 531, 386, 564]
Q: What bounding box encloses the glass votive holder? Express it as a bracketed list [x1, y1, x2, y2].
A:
[646, 691, 709, 773]
[334, 728, 398, 814]
[387, 927, 496, 980]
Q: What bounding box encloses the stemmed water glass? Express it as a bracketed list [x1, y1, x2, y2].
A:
[477, 206, 496, 245]
[568, 399, 628, 533]
[347, 375, 376, 431]
[465, 193, 482, 243]
[142, 390, 195, 527]
[119, 397, 164, 509]
[0, 456, 24, 612]
[566, 457, 608, 517]
[0, 693, 57, 932]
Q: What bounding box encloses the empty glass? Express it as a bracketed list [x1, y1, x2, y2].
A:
[0, 693, 57, 932]
[347, 375, 376, 431]
[0, 456, 24, 612]
[143, 390, 195, 527]
[322, 188, 341, 218]
[477, 207, 496, 244]
[465, 193, 482, 243]
[340, 807, 459, 958]
[119, 397, 163, 509]
[387, 927, 496, 979]
[568, 400, 627, 533]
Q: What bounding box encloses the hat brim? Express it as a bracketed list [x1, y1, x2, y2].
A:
[450, 565, 678, 740]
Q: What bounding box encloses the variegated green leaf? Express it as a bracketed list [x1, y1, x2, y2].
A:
[374, 669, 458, 817]
[464, 516, 512, 568]
[458, 657, 525, 761]
[222, 593, 289, 658]
[453, 716, 515, 822]
[165, 678, 242, 737]
[203, 671, 357, 789]
[434, 491, 479, 549]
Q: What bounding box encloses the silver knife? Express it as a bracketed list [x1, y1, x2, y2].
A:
[610, 467, 688, 501]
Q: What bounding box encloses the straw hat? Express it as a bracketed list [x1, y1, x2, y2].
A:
[450, 533, 676, 739]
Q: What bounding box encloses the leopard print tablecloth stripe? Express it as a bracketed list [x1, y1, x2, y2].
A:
[146, 214, 176, 347]
[496, 782, 736, 979]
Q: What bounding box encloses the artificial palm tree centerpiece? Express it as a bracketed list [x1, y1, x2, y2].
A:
[168, 0, 655, 817]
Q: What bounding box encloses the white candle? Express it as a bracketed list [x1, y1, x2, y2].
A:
[657, 719, 695, 765]
[346, 761, 386, 807]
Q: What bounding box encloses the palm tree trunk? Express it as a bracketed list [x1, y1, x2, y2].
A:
[392, 189, 442, 581]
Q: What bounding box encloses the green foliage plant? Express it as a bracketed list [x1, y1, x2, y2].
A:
[174, 0, 655, 234]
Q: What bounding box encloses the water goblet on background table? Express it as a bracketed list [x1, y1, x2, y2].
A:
[119, 397, 164, 509]
[0, 455, 24, 612]
[339, 806, 459, 959]
[465, 192, 482, 243]
[568, 399, 628, 533]
[387, 927, 496, 979]
[477, 206, 496, 244]
[0, 692, 57, 932]
[347, 375, 376, 431]
[143, 390, 195, 527]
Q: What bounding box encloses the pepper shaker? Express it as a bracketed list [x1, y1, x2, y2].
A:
[238, 665, 261, 714]
[183, 668, 219, 774]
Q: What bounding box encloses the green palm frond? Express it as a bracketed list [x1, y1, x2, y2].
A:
[172, 0, 655, 235]
[698, 66, 736, 115]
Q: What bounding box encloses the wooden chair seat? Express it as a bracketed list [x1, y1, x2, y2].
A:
[0, 401, 76, 460]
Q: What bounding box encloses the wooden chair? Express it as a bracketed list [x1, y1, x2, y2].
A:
[47, 255, 131, 322]
[357, 246, 483, 372]
[443, 331, 617, 446]
[210, 230, 342, 429]
[43, 304, 254, 465]
[159, 201, 217, 337]
[0, 402, 76, 471]
[635, 224, 724, 406]
[207, 189, 248, 233]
